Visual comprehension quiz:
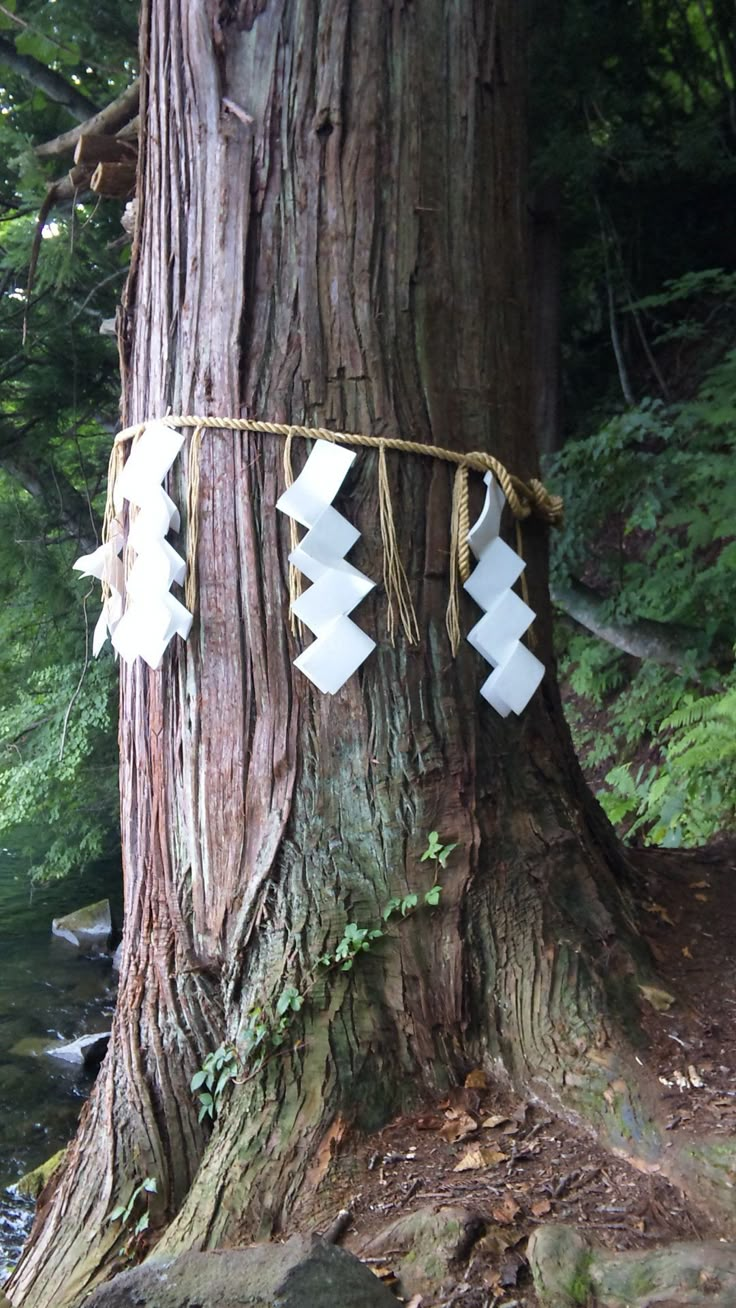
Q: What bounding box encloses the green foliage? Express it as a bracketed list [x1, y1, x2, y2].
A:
[107, 1175, 157, 1238]
[598, 676, 736, 847]
[0, 7, 138, 881]
[190, 1045, 239, 1123]
[552, 346, 736, 847]
[0, 473, 119, 879]
[551, 353, 736, 662]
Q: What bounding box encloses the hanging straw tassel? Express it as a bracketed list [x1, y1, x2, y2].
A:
[514, 518, 537, 649]
[184, 425, 205, 615]
[377, 441, 420, 647]
[100, 441, 125, 606]
[283, 432, 303, 636]
[445, 464, 470, 657]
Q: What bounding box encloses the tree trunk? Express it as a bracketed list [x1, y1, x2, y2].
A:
[8, 3, 734, 1305]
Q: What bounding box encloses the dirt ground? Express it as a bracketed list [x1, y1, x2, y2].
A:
[309, 843, 736, 1307]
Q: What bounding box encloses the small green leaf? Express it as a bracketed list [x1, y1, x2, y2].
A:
[199, 1092, 213, 1107]
[107, 1205, 127, 1223]
[401, 893, 418, 916]
[190, 1069, 207, 1091]
[424, 885, 441, 906]
[142, 1177, 158, 1194]
[134, 1212, 150, 1235]
[341, 959, 353, 971]
[437, 843, 457, 868]
[215, 1069, 233, 1098]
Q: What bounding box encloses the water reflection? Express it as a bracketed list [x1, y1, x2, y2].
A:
[0, 853, 121, 1281]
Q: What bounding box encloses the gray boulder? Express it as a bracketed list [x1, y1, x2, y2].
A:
[46, 1032, 111, 1067]
[84, 1235, 398, 1307]
[52, 898, 112, 948]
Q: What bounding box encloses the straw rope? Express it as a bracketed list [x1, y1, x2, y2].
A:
[378, 441, 421, 647]
[114, 415, 563, 526]
[108, 415, 563, 654]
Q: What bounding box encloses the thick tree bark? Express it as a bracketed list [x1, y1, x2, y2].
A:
[8, 4, 735, 1306]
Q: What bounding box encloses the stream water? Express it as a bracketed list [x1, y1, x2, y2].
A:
[0, 851, 121, 1281]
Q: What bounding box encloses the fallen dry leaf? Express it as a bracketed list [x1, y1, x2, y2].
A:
[439, 1111, 478, 1143]
[639, 984, 676, 1012]
[690, 880, 709, 889]
[453, 1146, 506, 1172]
[644, 901, 675, 926]
[491, 1197, 521, 1225]
[464, 1067, 488, 1089]
[687, 1064, 705, 1088]
[531, 1198, 552, 1217]
[482, 1114, 510, 1130]
[694, 893, 709, 902]
[369, 1265, 399, 1288]
[682, 946, 693, 959]
[415, 1115, 443, 1131]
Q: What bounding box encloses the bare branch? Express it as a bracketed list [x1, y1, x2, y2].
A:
[35, 81, 139, 160]
[553, 579, 702, 672]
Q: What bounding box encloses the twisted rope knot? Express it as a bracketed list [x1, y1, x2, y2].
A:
[525, 477, 564, 526]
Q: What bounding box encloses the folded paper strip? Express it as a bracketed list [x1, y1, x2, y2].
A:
[73, 421, 192, 669]
[276, 440, 376, 693]
[464, 472, 545, 716]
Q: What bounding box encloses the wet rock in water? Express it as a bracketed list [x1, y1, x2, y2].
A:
[529, 1223, 736, 1307]
[358, 1204, 485, 1300]
[85, 1235, 399, 1307]
[46, 1032, 111, 1066]
[0, 1188, 34, 1285]
[52, 899, 112, 949]
[13, 1149, 66, 1201]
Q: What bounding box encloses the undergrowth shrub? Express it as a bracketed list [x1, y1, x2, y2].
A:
[550, 341, 736, 848]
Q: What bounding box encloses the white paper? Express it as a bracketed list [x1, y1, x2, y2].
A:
[299, 505, 361, 559]
[74, 420, 191, 667]
[463, 537, 525, 609]
[467, 590, 535, 667]
[276, 443, 356, 528]
[128, 487, 181, 544]
[480, 643, 545, 717]
[115, 423, 186, 507]
[292, 564, 375, 635]
[294, 617, 376, 695]
[464, 474, 544, 717]
[127, 539, 187, 595]
[467, 472, 506, 560]
[277, 439, 376, 692]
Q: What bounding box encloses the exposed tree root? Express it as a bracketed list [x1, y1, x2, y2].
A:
[529, 1223, 736, 1306]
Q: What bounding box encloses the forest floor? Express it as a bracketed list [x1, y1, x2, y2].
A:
[312, 842, 736, 1307]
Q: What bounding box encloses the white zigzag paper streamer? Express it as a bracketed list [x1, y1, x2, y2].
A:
[464, 472, 545, 717]
[73, 421, 192, 670]
[276, 440, 376, 694]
